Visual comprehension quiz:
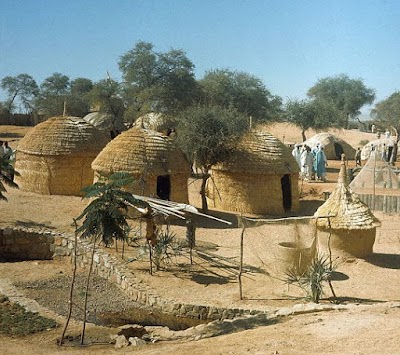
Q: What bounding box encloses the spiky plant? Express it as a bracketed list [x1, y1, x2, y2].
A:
[0, 156, 18, 201]
[285, 255, 334, 303]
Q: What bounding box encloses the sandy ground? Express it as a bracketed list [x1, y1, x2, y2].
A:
[1, 123, 400, 354]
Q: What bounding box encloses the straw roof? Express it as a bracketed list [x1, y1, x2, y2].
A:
[213, 130, 299, 174]
[17, 116, 110, 156]
[92, 127, 190, 176]
[132, 113, 166, 132]
[314, 155, 381, 230]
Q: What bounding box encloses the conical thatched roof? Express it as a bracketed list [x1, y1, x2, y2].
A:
[92, 127, 190, 176]
[303, 132, 355, 160]
[213, 130, 299, 174]
[314, 155, 380, 230]
[17, 116, 110, 155]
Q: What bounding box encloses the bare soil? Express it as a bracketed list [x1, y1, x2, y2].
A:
[1, 123, 400, 354]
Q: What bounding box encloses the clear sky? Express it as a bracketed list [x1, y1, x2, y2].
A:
[1, 0, 400, 116]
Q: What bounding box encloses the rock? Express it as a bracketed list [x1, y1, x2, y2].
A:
[114, 335, 129, 349]
[117, 324, 148, 338]
[128, 337, 146, 346]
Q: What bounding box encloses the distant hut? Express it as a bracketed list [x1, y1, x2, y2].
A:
[303, 133, 355, 160]
[91, 127, 190, 203]
[207, 130, 300, 215]
[15, 116, 109, 196]
[314, 155, 380, 259]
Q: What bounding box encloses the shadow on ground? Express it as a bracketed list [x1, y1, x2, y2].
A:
[365, 253, 400, 269]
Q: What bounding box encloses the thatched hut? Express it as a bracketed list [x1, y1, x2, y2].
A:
[91, 127, 190, 203]
[303, 133, 355, 160]
[314, 155, 380, 259]
[207, 130, 300, 215]
[15, 116, 110, 196]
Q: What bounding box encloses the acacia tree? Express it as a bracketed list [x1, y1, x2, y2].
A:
[119, 41, 199, 122]
[307, 74, 375, 128]
[199, 69, 282, 123]
[35, 73, 70, 117]
[0, 74, 38, 113]
[285, 98, 340, 141]
[371, 91, 400, 134]
[176, 105, 249, 212]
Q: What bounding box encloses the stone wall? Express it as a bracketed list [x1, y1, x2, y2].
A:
[0, 227, 262, 321]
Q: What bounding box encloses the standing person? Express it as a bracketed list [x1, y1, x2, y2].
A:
[301, 145, 314, 181]
[355, 147, 362, 167]
[390, 141, 398, 166]
[314, 145, 328, 181]
[3, 142, 13, 160]
[381, 144, 387, 161]
[291, 144, 302, 169]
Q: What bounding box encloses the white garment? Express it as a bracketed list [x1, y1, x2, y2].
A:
[300, 149, 313, 180]
[292, 147, 302, 169]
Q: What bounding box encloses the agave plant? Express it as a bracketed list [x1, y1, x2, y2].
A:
[286, 255, 335, 303]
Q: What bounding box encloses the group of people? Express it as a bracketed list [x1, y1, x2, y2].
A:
[292, 143, 328, 182]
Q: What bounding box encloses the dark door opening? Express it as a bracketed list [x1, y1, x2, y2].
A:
[334, 143, 344, 160]
[157, 175, 171, 200]
[281, 174, 292, 212]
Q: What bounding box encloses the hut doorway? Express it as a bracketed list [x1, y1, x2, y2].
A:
[157, 175, 171, 200]
[334, 143, 344, 160]
[281, 174, 292, 212]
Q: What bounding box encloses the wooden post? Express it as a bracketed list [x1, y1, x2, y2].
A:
[238, 225, 245, 300]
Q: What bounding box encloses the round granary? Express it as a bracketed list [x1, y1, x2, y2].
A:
[207, 130, 300, 215]
[91, 127, 191, 203]
[15, 116, 110, 196]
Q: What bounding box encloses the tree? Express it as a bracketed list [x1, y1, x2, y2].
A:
[119, 41, 199, 120]
[176, 105, 249, 212]
[67, 78, 93, 117]
[307, 74, 375, 128]
[371, 91, 400, 133]
[0, 74, 38, 113]
[35, 73, 70, 117]
[73, 172, 147, 344]
[87, 78, 125, 134]
[285, 98, 340, 141]
[199, 69, 282, 123]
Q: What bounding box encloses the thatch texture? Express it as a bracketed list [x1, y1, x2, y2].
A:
[15, 116, 110, 196]
[314, 155, 380, 258]
[208, 130, 300, 215]
[92, 127, 190, 203]
[303, 133, 355, 160]
[132, 113, 167, 133]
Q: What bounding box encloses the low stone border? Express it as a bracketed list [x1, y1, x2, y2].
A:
[0, 227, 262, 322]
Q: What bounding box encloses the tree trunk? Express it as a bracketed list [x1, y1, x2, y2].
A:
[200, 175, 208, 213]
[301, 130, 307, 142]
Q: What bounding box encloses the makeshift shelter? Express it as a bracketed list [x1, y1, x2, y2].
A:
[303, 133, 355, 160]
[314, 155, 380, 259]
[350, 151, 400, 192]
[15, 116, 110, 196]
[83, 112, 126, 136]
[360, 137, 397, 161]
[132, 113, 169, 133]
[207, 130, 300, 215]
[91, 127, 190, 203]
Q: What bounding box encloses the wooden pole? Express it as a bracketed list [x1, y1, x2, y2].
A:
[238, 225, 245, 300]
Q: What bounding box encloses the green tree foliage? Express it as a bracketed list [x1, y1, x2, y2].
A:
[87, 78, 125, 132]
[67, 77, 94, 117]
[199, 69, 282, 122]
[176, 105, 249, 211]
[285, 99, 340, 141]
[119, 41, 198, 120]
[0, 74, 38, 113]
[307, 74, 375, 128]
[35, 73, 70, 117]
[371, 91, 400, 133]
